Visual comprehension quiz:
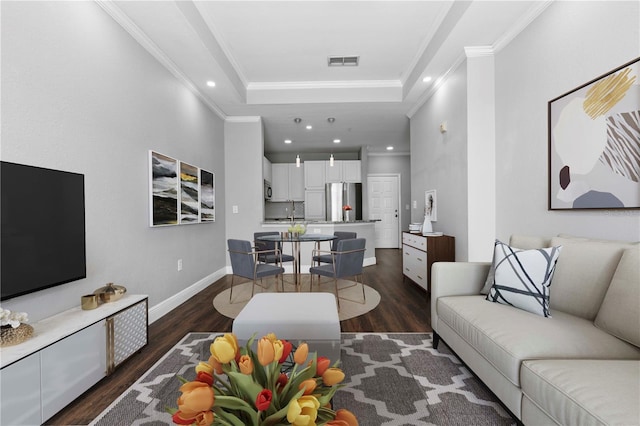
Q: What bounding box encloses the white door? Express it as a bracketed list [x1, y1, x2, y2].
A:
[368, 175, 400, 248]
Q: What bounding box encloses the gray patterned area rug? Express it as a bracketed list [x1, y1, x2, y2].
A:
[90, 332, 516, 426]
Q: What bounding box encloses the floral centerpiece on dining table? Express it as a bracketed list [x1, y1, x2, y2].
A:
[169, 332, 358, 426]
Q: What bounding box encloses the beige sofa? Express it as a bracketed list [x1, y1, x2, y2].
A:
[431, 234, 640, 425]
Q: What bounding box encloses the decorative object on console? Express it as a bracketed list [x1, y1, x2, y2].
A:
[0, 308, 33, 347]
[548, 57, 640, 210]
[486, 240, 562, 317]
[81, 294, 99, 310]
[94, 282, 127, 303]
[424, 189, 437, 221]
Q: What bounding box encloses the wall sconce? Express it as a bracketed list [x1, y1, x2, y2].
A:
[329, 154, 334, 167]
[296, 155, 300, 167]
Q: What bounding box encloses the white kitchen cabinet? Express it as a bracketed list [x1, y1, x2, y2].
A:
[342, 160, 362, 183]
[263, 156, 272, 183]
[304, 161, 326, 189]
[304, 189, 326, 220]
[325, 160, 361, 183]
[325, 160, 343, 183]
[271, 163, 304, 201]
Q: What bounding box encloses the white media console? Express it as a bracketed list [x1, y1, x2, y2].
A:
[0, 294, 148, 425]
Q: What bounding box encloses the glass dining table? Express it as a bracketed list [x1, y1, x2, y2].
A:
[255, 233, 336, 290]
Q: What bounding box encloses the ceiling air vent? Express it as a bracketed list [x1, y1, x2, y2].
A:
[328, 56, 359, 67]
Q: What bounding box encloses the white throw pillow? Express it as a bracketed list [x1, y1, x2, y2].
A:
[486, 240, 562, 317]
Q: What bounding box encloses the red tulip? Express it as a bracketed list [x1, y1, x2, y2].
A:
[279, 340, 293, 363]
[255, 389, 273, 411]
[316, 356, 331, 376]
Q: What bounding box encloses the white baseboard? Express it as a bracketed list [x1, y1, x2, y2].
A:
[148, 267, 227, 324]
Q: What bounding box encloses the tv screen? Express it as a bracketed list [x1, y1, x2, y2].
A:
[1, 161, 86, 301]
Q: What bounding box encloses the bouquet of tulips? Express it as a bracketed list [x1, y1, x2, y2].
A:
[169, 332, 358, 426]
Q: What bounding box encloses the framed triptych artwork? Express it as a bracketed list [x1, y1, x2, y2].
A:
[548, 57, 639, 210]
[148, 150, 215, 227]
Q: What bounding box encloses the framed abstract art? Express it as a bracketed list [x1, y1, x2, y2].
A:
[548, 57, 639, 210]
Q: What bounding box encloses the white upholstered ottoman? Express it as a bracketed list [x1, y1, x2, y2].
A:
[232, 292, 341, 363]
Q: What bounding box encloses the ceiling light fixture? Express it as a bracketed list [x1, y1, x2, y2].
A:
[284, 139, 292, 144]
[294, 118, 302, 123]
[329, 154, 334, 167]
[327, 117, 335, 123]
[206, 81, 216, 87]
[333, 139, 341, 144]
[306, 125, 312, 130]
[296, 155, 300, 167]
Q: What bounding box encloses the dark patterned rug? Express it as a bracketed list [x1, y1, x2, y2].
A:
[90, 332, 516, 426]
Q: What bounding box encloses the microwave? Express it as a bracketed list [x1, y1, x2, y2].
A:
[264, 180, 272, 200]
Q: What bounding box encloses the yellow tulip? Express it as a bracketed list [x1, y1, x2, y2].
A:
[210, 334, 238, 364]
[294, 343, 309, 365]
[238, 355, 253, 375]
[286, 395, 320, 426]
[298, 378, 317, 395]
[322, 368, 345, 386]
[273, 339, 284, 362]
[266, 332, 277, 342]
[257, 336, 275, 366]
[195, 361, 213, 375]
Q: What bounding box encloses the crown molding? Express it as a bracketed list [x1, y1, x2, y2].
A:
[464, 46, 495, 58]
[247, 80, 402, 91]
[95, 0, 227, 120]
[367, 151, 410, 157]
[493, 1, 554, 53]
[225, 116, 262, 123]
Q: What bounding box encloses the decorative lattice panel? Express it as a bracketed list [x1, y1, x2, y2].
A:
[112, 300, 148, 367]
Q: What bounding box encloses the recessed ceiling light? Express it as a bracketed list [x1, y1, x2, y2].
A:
[422, 76, 432, 83]
[294, 118, 302, 123]
[284, 139, 292, 144]
[386, 146, 394, 151]
[206, 81, 216, 87]
[327, 117, 335, 123]
[333, 139, 341, 143]
[306, 125, 313, 130]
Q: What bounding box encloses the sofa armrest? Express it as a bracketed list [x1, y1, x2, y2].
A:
[430, 262, 491, 331]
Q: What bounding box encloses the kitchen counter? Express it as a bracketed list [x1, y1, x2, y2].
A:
[262, 219, 379, 224]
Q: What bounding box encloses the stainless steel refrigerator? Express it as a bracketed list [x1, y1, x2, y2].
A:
[326, 183, 362, 222]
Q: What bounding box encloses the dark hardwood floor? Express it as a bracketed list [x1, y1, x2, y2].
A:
[47, 248, 431, 425]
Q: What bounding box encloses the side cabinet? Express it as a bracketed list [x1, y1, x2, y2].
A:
[402, 232, 455, 292]
[0, 295, 148, 425]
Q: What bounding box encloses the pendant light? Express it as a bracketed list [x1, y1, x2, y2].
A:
[296, 155, 300, 167]
[329, 154, 334, 167]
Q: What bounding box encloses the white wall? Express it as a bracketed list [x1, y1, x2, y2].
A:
[495, 0, 640, 242]
[224, 118, 265, 244]
[1, 2, 227, 321]
[410, 62, 469, 260]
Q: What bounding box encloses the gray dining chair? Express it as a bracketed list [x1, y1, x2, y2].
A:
[312, 231, 357, 266]
[253, 232, 295, 266]
[227, 239, 284, 301]
[309, 238, 366, 309]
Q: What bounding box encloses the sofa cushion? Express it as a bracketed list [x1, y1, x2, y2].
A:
[486, 240, 562, 317]
[521, 359, 640, 426]
[549, 236, 636, 320]
[595, 247, 640, 348]
[437, 295, 640, 387]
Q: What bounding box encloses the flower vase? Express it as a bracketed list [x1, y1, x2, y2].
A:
[344, 210, 350, 222]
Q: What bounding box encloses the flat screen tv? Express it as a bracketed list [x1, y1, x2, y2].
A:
[1, 161, 86, 301]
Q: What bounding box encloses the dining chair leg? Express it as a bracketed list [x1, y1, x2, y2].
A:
[359, 273, 366, 302]
[251, 279, 256, 297]
[229, 275, 235, 301]
[333, 277, 340, 310]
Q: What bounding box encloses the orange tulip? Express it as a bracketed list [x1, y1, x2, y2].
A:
[316, 356, 330, 376]
[298, 378, 317, 395]
[322, 368, 345, 386]
[207, 355, 223, 375]
[294, 343, 309, 365]
[257, 336, 275, 366]
[177, 381, 214, 417]
[238, 354, 254, 375]
[334, 409, 358, 426]
[193, 410, 215, 426]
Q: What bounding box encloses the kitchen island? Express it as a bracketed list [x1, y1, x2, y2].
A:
[261, 220, 376, 273]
